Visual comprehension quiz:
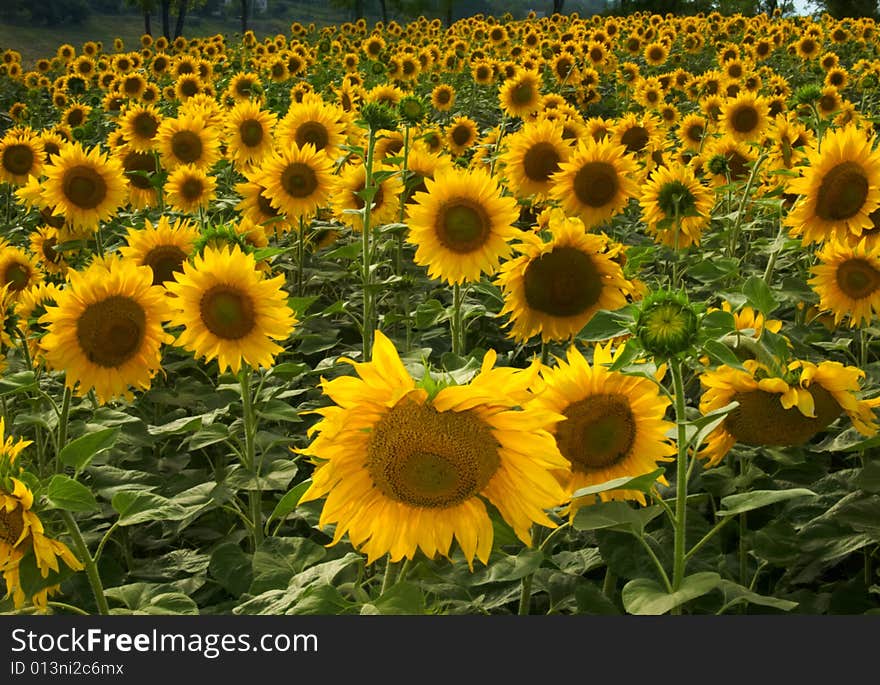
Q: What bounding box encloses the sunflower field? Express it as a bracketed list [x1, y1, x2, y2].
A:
[0, 9, 879, 619]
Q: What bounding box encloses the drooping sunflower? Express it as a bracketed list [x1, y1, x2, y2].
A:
[498, 69, 543, 119]
[225, 100, 277, 170]
[235, 176, 292, 233]
[29, 226, 67, 276]
[276, 99, 347, 159]
[40, 255, 172, 404]
[495, 210, 633, 343]
[164, 245, 297, 374]
[298, 331, 570, 567]
[785, 125, 880, 245]
[41, 142, 127, 232]
[118, 103, 163, 152]
[639, 163, 714, 248]
[533, 343, 674, 509]
[155, 112, 222, 171]
[500, 118, 572, 202]
[446, 116, 480, 157]
[809, 237, 880, 328]
[698, 359, 880, 466]
[13, 282, 61, 366]
[256, 143, 335, 221]
[0, 461, 84, 609]
[549, 137, 640, 229]
[119, 216, 199, 286]
[0, 132, 44, 186]
[0, 246, 42, 299]
[164, 164, 217, 214]
[330, 161, 403, 231]
[407, 167, 520, 285]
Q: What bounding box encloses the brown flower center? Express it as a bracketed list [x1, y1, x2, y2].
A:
[436, 200, 490, 253]
[620, 126, 649, 153]
[62, 164, 107, 210]
[124, 150, 157, 189]
[170, 130, 203, 165]
[573, 161, 619, 208]
[239, 119, 264, 148]
[815, 161, 869, 221]
[281, 162, 319, 199]
[2, 144, 35, 176]
[367, 398, 500, 508]
[0, 506, 25, 546]
[557, 394, 636, 470]
[725, 387, 842, 446]
[523, 246, 602, 317]
[294, 121, 330, 152]
[199, 285, 256, 340]
[836, 258, 880, 300]
[76, 295, 146, 368]
[730, 104, 759, 134]
[133, 112, 159, 140]
[144, 245, 187, 286]
[522, 142, 561, 183]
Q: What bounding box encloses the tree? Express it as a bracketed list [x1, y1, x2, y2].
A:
[126, 0, 157, 36]
[174, 0, 189, 38]
[241, 0, 248, 34]
[819, 0, 879, 18]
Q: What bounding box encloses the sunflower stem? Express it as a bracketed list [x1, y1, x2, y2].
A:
[47, 601, 89, 616]
[670, 357, 690, 611]
[518, 524, 545, 615]
[60, 510, 109, 616]
[761, 221, 787, 286]
[727, 153, 766, 261]
[297, 216, 306, 297]
[240, 369, 263, 550]
[601, 566, 617, 601]
[451, 282, 465, 356]
[56, 386, 72, 473]
[361, 127, 378, 362]
[380, 557, 397, 595]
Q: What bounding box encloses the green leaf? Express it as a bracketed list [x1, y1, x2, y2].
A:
[147, 415, 202, 436]
[622, 572, 722, 615]
[856, 461, 880, 493]
[571, 468, 665, 499]
[372, 581, 426, 614]
[743, 276, 779, 314]
[688, 401, 739, 450]
[111, 491, 188, 526]
[717, 580, 798, 612]
[717, 488, 817, 517]
[701, 339, 747, 371]
[209, 542, 253, 596]
[257, 399, 302, 423]
[17, 550, 78, 600]
[45, 474, 98, 512]
[266, 479, 312, 527]
[414, 298, 447, 328]
[59, 427, 119, 472]
[572, 501, 662, 535]
[577, 306, 636, 342]
[251, 537, 327, 594]
[0, 371, 37, 396]
[472, 549, 543, 585]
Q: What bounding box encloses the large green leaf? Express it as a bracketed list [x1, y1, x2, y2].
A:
[717, 489, 817, 516]
[111, 491, 188, 526]
[571, 468, 665, 500]
[622, 572, 722, 615]
[45, 474, 98, 513]
[573, 501, 662, 535]
[59, 427, 119, 472]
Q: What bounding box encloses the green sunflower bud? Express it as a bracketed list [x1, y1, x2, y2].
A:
[398, 95, 427, 125]
[636, 290, 699, 359]
[360, 102, 398, 132]
[194, 223, 251, 257]
[794, 84, 822, 105]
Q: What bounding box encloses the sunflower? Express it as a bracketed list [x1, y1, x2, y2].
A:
[720, 92, 769, 143]
[41, 256, 171, 404]
[643, 41, 668, 66]
[431, 83, 455, 112]
[0, 246, 43, 299]
[407, 167, 520, 285]
[29, 226, 67, 276]
[533, 343, 674, 509]
[702, 138, 756, 188]
[0, 466, 84, 609]
[61, 103, 91, 129]
[119, 103, 163, 152]
[639, 163, 714, 249]
[235, 176, 292, 233]
[256, 143, 335, 222]
[403, 146, 454, 202]
[498, 69, 543, 119]
[549, 137, 639, 229]
[164, 245, 296, 374]
[164, 164, 217, 214]
[446, 116, 479, 157]
[14, 282, 61, 366]
[699, 359, 880, 466]
[810, 237, 880, 328]
[677, 114, 707, 152]
[765, 113, 814, 175]
[500, 118, 572, 202]
[155, 112, 222, 171]
[785, 126, 880, 246]
[495, 210, 633, 343]
[330, 161, 403, 231]
[114, 145, 159, 209]
[298, 331, 570, 567]
[119, 216, 199, 286]
[0, 132, 44, 186]
[276, 99, 346, 159]
[225, 100, 277, 170]
[611, 112, 662, 157]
